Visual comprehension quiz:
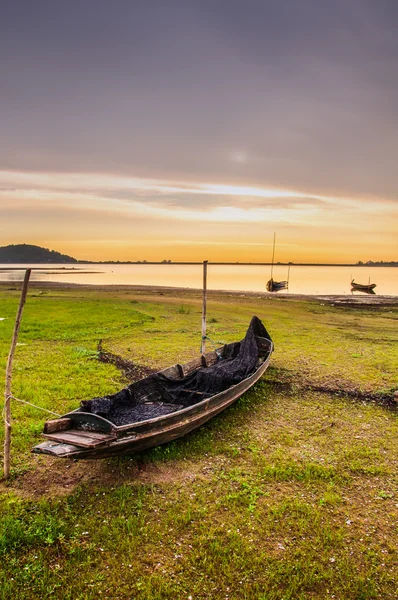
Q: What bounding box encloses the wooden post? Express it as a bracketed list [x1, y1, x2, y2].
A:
[270, 232, 276, 280]
[3, 269, 31, 479]
[201, 261, 208, 355]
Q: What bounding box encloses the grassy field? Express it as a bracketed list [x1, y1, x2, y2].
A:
[0, 284, 397, 599]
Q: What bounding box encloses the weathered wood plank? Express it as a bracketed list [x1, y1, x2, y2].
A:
[43, 430, 116, 448]
[43, 418, 72, 434]
[205, 351, 219, 366]
[32, 441, 80, 456]
[160, 365, 180, 379]
[183, 357, 202, 375]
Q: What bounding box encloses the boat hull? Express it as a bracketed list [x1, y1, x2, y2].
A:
[351, 280, 376, 293]
[33, 342, 272, 459]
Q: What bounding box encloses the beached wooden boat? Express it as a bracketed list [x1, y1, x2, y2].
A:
[32, 316, 273, 459]
[266, 278, 288, 292]
[351, 279, 376, 293]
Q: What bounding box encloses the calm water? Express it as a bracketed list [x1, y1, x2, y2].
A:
[0, 263, 397, 296]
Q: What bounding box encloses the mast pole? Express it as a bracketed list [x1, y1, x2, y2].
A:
[201, 261, 208, 355]
[3, 269, 31, 479]
[270, 232, 276, 280]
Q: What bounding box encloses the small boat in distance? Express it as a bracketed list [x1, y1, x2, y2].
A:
[32, 316, 273, 460]
[351, 279, 376, 293]
[266, 278, 288, 292]
[266, 233, 290, 293]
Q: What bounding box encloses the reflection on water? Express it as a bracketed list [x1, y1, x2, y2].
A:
[0, 263, 397, 296]
[351, 287, 376, 295]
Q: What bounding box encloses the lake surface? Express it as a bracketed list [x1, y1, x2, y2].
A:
[0, 263, 397, 296]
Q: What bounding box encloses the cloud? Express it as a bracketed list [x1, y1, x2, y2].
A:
[2, 1, 398, 200]
[0, 168, 396, 263]
[0, 169, 345, 225]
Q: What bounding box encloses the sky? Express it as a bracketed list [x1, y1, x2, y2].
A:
[1, 0, 397, 263]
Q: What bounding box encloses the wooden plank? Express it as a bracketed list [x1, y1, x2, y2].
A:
[160, 365, 180, 379]
[32, 441, 80, 456]
[176, 363, 184, 378]
[43, 429, 116, 448]
[183, 357, 202, 375]
[205, 351, 219, 366]
[44, 418, 72, 434]
[60, 430, 112, 441]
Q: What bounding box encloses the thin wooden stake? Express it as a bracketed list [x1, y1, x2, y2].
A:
[270, 232, 276, 280]
[3, 269, 31, 479]
[201, 261, 208, 355]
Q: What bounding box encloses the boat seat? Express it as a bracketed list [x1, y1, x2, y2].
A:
[43, 429, 116, 448]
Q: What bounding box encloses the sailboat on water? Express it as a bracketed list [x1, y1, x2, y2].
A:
[350, 276, 376, 294]
[266, 233, 289, 292]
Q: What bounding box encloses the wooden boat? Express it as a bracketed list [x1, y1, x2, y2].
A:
[351, 279, 376, 293]
[266, 278, 288, 292]
[32, 316, 273, 459]
[266, 233, 290, 292]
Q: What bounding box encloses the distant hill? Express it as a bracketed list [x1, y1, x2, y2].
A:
[0, 244, 78, 263]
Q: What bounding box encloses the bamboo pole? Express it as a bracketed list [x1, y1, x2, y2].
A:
[201, 261, 208, 355]
[270, 232, 276, 280]
[3, 269, 31, 479]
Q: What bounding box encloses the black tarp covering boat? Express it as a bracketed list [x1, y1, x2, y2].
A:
[32, 316, 273, 459]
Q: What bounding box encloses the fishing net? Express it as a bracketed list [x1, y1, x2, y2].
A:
[81, 316, 272, 426]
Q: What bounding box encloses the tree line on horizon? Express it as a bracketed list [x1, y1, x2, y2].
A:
[0, 244, 396, 266]
[0, 244, 77, 263]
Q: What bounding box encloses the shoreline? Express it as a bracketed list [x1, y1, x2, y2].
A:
[1, 280, 397, 306]
[1, 262, 397, 268]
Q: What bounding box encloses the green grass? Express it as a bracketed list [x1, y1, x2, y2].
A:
[0, 285, 397, 599]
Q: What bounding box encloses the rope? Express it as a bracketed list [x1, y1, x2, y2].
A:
[1, 405, 11, 428]
[201, 335, 224, 358]
[10, 395, 61, 417]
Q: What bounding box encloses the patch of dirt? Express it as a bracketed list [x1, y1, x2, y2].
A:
[2, 455, 207, 500]
[316, 295, 398, 308]
[266, 378, 397, 409]
[97, 340, 156, 381]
